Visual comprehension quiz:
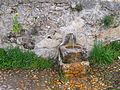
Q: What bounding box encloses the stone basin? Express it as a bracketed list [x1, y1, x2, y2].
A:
[65, 45, 81, 49]
[58, 33, 84, 64]
[59, 44, 83, 63]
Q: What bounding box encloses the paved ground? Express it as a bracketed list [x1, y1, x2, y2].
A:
[0, 60, 119, 90]
[0, 69, 58, 90]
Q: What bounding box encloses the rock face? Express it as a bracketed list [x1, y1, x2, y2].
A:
[35, 38, 60, 48]
[34, 38, 61, 58]
[0, 0, 120, 58]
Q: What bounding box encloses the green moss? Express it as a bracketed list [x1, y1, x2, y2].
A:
[103, 15, 115, 28]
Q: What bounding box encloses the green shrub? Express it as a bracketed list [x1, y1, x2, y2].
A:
[89, 41, 118, 66]
[70, 4, 83, 12]
[0, 47, 54, 69]
[103, 15, 115, 28]
[12, 13, 22, 33]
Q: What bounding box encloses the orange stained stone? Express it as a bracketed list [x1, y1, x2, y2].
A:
[63, 62, 86, 78]
[65, 73, 74, 78]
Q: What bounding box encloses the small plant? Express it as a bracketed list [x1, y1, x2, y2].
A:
[103, 15, 115, 28]
[58, 71, 69, 83]
[0, 47, 54, 69]
[70, 4, 83, 12]
[89, 41, 118, 66]
[12, 13, 22, 33]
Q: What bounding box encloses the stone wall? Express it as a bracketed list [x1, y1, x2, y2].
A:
[0, 0, 120, 58]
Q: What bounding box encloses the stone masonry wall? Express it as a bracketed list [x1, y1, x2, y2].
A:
[0, 0, 120, 58]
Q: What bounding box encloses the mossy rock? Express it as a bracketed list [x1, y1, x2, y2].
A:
[103, 15, 118, 28]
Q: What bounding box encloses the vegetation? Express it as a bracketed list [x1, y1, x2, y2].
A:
[12, 13, 22, 33]
[103, 15, 115, 28]
[107, 41, 120, 51]
[107, 41, 120, 58]
[89, 41, 118, 66]
[0, 47, 54, 69]
[58, 71, 69, 83]
[70, 4, 83, 12]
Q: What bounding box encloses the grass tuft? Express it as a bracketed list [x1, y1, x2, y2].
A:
[107, 41, 120, 51]
[89, 41, 118, 66]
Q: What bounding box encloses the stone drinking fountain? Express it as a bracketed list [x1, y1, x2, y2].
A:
[58, 33, 89, 78]
[59, 33, 83, 63]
